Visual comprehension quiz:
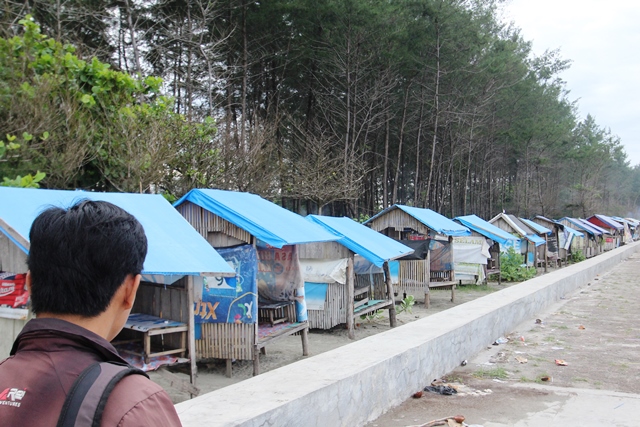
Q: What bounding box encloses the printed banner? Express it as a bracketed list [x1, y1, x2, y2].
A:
[304, 282, 328, 310]
[452, 236, 489, 265]
[257, 245, 303, 302]
[194, 245, 258, 324]
[300, 258, 347, 284]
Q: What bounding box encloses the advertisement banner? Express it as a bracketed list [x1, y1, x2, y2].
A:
[257, 245, 303, 302]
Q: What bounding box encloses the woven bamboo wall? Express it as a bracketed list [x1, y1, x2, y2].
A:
[176, 201, 253, 245]
[395, 259, 429, 301]
[196, 322, 254, 360]
[367, 209, 431, 236]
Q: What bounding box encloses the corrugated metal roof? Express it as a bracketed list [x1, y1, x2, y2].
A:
[306, 215, 414, 267]
[588, 214, 624, 231]
[365, 205, 471, 237]
[174, 189, 339, 248]
[0, 187, 235, 277]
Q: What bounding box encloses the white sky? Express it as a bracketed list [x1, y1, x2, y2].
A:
[502, 0, 640, 166]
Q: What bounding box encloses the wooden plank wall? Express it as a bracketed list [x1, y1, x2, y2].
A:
[298, 242, 351, 260]
[176, 201, 252, 244]
[0, 234, 29, 358]
[367, 209, 430, 236]
[131, 281, 189, 351]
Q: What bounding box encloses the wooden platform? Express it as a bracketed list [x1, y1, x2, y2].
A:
[426, 281, 456, 309]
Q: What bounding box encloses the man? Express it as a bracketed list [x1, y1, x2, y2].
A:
[0, 200, 182, 426]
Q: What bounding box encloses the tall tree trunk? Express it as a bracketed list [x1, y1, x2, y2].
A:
[392, 85, 410, 204]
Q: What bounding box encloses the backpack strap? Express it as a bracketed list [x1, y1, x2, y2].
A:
[57, 362, 148, 427]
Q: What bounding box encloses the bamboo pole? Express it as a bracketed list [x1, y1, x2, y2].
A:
[346, 255, 355, 340]
[384, 261, 397, 328]
[187, 275, 197, 393]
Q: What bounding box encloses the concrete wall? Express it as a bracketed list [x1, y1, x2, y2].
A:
[176, 242, 640, 427]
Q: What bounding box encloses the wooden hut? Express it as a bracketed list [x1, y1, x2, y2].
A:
[453, 214, 521, 284]
[587, 215, 624, 249]
[302, 215, 413, 339]
[0, 187, 235, 392]
[174, 189, 339, 376]
[557, 217, 603, 258]
[488, 213, 545, 267]
[520, 218, 553, 272]
[531, 216, 582, 267]
[364, 205, 471, 305]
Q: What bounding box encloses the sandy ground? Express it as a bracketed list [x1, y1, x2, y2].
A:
[149, 280, 522, 403]
[365, 253, 640, 427]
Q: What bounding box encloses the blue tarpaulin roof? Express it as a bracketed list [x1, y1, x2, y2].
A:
[453, 215, 519, 245]
[589, 214, 624, 231]
[365, 205, 471, 237]
[174, 189, 339, 248]
[0, 187, 235, 277]
[490, 213, 545, 246]
[560, 217, 603, 236]
[560, 223, 584, 238]
[579, 218, 609, 235]
[520, 218, 552, 235]
[306, 215, 414, 267]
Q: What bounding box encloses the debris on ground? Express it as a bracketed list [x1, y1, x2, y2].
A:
[424, 385, 458, 395]
[515, 356, 528, 364]
[555, 359, 568, 366]
[578, 325, 586, 330]
[406, 414, 466, 426]
[492, 336, 508, 345]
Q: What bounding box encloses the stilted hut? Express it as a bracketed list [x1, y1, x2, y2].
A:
[453, 215, 520, 284]
[557, 217, 604, 258]
[489, 213, 545, 267]
[586, 215, 624, 249]
[531, 216, 582, 266]
[174, 189, 339, 376]
[0, 187, 234, 391]
[364, 205, 471, 305]
[520, 218, 553, 272]
[302, 215, 413, 339]
[623, 218, 640, 240]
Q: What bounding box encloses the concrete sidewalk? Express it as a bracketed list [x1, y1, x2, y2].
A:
[176, 242, 640, 427]
[368, 250, 640, 427]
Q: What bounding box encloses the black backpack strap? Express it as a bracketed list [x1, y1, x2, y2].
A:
[57, 362, 148, 427]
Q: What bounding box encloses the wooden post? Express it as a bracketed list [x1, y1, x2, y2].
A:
[383, 261, 397, 328]
[186, 275, 197, 393]
[544, 234, 548, 273]
[301, 327, 309, 356]
[225, 359, 232, 378]
[346, 255, 355, 340]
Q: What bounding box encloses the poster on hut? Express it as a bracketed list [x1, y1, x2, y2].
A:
[194, 244, 258, 325]
[257, 245, 303, 303]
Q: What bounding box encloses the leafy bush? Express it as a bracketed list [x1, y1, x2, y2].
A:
[396, 295, 415, 314]
[500, 247, 537, 282]
[570, 250, 586, 263]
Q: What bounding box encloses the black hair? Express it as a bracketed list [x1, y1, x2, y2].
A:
[27, 199, 148, 317]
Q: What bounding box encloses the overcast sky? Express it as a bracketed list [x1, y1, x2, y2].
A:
[502, 0, 640, 166]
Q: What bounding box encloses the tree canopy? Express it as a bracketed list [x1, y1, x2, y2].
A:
[1, 1, 637, 218]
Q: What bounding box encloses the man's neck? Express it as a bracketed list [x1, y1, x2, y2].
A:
[36, 312, 116, 341]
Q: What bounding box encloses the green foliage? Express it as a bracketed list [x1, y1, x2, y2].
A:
[0, 16, 216, 193]
[570, 250, 586, 263]
[0, 134, 45, 187]
[396, 295, 415, 315]
[500, 247, 537, 282]
[359, 309, 384, 323]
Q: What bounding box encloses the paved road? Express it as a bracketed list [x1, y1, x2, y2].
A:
[367, 252, 640, 427]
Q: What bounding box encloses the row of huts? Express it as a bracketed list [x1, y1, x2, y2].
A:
[0, 187, 636, 390]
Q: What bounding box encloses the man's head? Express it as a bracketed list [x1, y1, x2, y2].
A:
[27, 199, 148, 318]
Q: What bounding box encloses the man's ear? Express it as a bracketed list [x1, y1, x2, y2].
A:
[25, 271, 31, 291]
[122, 274, 141, 309]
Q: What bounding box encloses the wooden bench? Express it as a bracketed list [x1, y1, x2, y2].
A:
[120, 313, 188, 364]
[427, 270, 456, 309]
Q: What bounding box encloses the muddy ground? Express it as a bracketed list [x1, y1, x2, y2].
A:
[365, 253, 640, 427]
